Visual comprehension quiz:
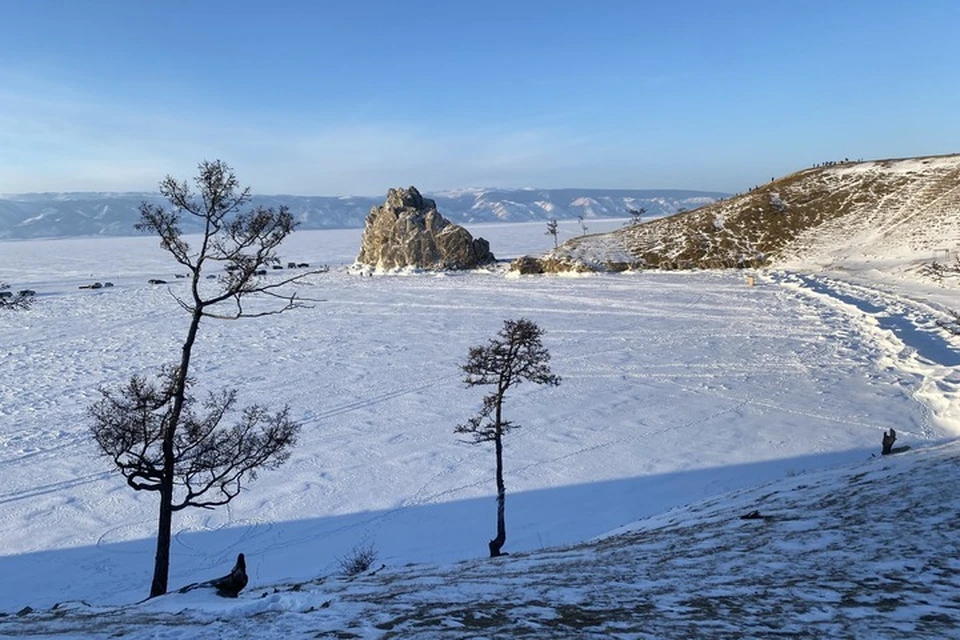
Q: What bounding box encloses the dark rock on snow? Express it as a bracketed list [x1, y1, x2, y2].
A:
[177, 552, 249, 598]
[211, 553, 248, 598]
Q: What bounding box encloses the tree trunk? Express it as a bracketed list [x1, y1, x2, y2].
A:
[489, 406, 506, 557]
[149, 307, 203, 597]
[150, 482, 174, 597]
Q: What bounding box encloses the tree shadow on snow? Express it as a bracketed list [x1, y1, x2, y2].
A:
[0, 446, 882, 610]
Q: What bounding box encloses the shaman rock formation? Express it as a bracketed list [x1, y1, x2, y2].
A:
[356, 187, 495, 270]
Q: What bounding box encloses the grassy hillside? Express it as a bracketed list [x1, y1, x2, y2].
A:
[523, 154, 960, 273]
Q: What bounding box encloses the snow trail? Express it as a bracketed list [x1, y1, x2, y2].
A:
[774, 271, 960, 434]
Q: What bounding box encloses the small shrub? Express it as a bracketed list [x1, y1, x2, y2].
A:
[936, 309, 960, 336]
[338, 542, 379, 577]
[920, 256, 960, 284]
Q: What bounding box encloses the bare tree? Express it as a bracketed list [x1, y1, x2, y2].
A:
[0, 283, 34, 310]
[577, 215, 588, 236]
[89, 160, 311, 598]
[625, 206, 646, 226]
[456, 318, 560, 557]
[545, 219, 559, 248]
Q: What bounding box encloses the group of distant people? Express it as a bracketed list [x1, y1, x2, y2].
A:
[811, 158, 863, 168]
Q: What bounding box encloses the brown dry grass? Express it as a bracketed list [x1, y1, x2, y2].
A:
[534, 155, 960, 272]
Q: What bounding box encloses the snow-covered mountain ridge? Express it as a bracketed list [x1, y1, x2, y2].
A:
[540, 154, 960, 274]
[0, 188, 725, 240]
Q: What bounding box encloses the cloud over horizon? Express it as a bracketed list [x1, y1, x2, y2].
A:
[0, 72, 635, 196]
[2, 2, 959, 196]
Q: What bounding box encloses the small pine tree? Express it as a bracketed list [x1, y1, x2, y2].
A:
[456, 318, 560, 557]
[545, 219, 559, 248]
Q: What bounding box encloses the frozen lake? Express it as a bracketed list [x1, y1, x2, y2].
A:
[0, 219, 953, 608]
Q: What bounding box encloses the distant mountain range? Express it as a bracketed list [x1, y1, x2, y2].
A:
[0, 188, 726, 240]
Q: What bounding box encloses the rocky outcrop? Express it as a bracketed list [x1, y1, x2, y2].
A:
[509, 255, 597, 275]
[356, 187, 495, 270]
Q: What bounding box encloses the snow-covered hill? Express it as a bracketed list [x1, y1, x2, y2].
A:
[7, 440, 958, 638]
[0, 188, 725, 240]
[539, 154, 960, 275]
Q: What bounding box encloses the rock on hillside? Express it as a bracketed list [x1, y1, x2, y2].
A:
[526, 154, 960, 273]
[356, 186, 495, 270]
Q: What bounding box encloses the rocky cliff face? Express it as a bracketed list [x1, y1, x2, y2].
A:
[356, 187, 495, 270]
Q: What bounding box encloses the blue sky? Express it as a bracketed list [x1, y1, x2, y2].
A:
[1, 0, 958, 195]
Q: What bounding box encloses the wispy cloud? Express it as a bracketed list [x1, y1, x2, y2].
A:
[0, 71, 210, 191]
[0, 71, 617, 195]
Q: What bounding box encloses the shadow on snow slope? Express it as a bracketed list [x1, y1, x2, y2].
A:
[4, 442, 960, 639]
[0, 447, 879, 612]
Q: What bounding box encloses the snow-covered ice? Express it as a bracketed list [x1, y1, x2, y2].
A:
[0, 218, 958, 637]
